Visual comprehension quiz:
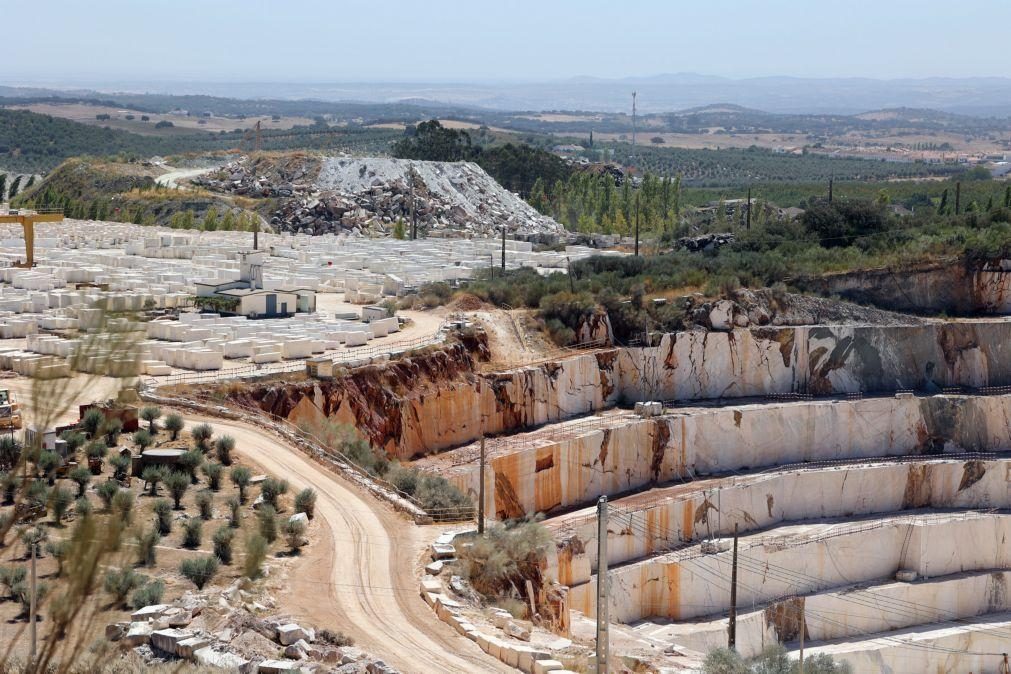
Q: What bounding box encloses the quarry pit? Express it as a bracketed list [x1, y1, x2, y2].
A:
[221, 303, 1011, 673]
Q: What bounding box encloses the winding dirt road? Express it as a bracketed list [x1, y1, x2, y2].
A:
[186, 414, 511, 674]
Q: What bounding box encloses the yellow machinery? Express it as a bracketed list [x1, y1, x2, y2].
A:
[0, 389, 22, 430]
[0, 207, 64, 267]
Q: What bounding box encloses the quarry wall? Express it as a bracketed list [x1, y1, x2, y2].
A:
[441, 393, 1011, 530]
[662, 571, 1011, 659]
[794, 262, 1011, 316]
[568, 514, 1011, 624]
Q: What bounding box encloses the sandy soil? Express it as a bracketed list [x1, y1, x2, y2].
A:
[183, 413, 512, 674]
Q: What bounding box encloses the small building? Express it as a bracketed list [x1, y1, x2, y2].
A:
[362, 304, 391, 322]
[215, 288, 299, 318]
[306, 356, 335, 379]
[193, 252, 315, 318]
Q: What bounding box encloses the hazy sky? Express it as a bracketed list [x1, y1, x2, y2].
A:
[9, 0, 1011, 83]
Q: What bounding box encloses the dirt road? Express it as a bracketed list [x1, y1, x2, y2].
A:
[187, 414, 512, 674]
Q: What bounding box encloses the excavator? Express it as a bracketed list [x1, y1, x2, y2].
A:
[0, 206, 64, 268]
[0, 389, 22, 430]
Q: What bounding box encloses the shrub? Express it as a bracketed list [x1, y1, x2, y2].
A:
[283, 517, 306, 553]
[153, 499, 173, 535]
[49, 485, 74, 524]
[69, 466, 92, 497]
[416, 474, 474, 521]
[97, 480, 119, 509]
[112, 489, 135, 524]
[109, 453, 131, 481]
[38, 450, 61, 485]
[60, 431, 86, 457]
[45, 539, 69, 575]
[317, 629, 355, 647]
[0, 566, 27, 599]
[130, 579, 164, 610]
[460, 519, 551, 597]
[243, 533, 267, 580]
[75, 496, 92, 517]
[214, 435, 235, 465]
[136, 528, 159, 567]
[102, 418, 123, 446]
[702, 647, 748, 674]
[86, 441, 107, 474]
[142, 465, 166, 496]
[0, 471, 15, 503]
[164, 414, 184, 441]
[195, 490, 214, 520]
[179, 448, 204, 484]
[230, 466, 251, 502]
[259, 477, 288, 510]
[226, 495, 241, 528]
[191, 423, 213, 452]
[182, 518, 202, 549]
[179, 556, 218, 589]
[140, 406, 161, 433]
[133, 429, 153, 451]
[164, 470, 189, 509]
[258, 505, 277, 543]
[104, 567, 145, 606]
[19, 526, 47, 558]
[212, 526, 234, 564]
[81, 409, 104, 438]
[388, 466, 419, 496]
[294, 488, 317, 519]
[202, 462, 223, 491]
[14, 580, 47, 617]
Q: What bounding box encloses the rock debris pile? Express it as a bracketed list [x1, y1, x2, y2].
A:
[198, 155, 565, 240]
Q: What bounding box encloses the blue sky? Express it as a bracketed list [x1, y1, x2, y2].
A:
[9, 0, 1011, 83]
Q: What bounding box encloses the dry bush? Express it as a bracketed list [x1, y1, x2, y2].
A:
[459, 518, 551, 598]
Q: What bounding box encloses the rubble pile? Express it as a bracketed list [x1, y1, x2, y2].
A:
[110, 585, 400, 673]
[198, 156, 565, 240]
[675, 232, 735, 252]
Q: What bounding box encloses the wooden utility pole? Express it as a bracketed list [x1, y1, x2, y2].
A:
[410, 168, 418, 240]
[478, 436, 486, 535]
[798, 601, 805, 674]
[631, 92, 637, 148]
[596, 496, 609, 674]
[746, 186, 752, 230]
[501, 226, 506, 272]
[30, 539, 37, 665]
[728, 523, 739, 650]
[828, 178, 834, 204]
[955, 180, 962, 215]
[634, 192, 640, 257]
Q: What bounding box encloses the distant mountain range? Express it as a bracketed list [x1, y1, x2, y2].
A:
[6, 74, 1011, 117]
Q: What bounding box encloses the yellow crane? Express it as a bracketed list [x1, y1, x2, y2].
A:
[0, 207, 64, 268]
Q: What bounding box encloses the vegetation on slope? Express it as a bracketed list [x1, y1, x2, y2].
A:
[434, 196, 1011, 344]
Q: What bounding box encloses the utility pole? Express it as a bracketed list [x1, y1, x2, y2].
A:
[955, 180, 962, 215]
[478, 436, 486, 535]
[30, 538, 37, 666]
[728, 523, 739, 650]
[828, 178, 834, 204]
[631, 92, 637, 148]
[746, 186, 752, 230]
[798, 601, 805, 674]
[253, 223, 258, 251]
[410, 167, 417, 240]
[595, 495, 609, 674]
[500, 226, 506, 272]
[634, 192, 640, 257]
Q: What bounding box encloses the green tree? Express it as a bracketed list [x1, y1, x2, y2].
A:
[164, 471, 189, 509]
[140, 406, 161, 432]
[164, 414, 184, 441]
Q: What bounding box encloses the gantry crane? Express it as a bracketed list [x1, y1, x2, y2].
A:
[0, 207, 64, 268]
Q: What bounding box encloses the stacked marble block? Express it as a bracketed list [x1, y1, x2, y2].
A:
[143, 312, 395, 370]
